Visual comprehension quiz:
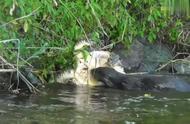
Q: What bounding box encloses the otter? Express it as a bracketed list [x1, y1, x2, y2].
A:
[91, 67, 190, 92]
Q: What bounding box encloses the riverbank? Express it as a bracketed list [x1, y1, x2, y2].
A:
[0, 37, 190, 94]
[1, 0, 190, 93]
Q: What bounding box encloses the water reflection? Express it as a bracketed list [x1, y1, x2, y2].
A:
[0, 84, 189, 124]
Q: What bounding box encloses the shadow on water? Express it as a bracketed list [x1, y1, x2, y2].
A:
[0, 82, 190, 124]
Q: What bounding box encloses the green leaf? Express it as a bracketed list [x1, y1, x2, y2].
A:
[81, 49, 90, 61]
[24, 21, 29, 33]
[148, 31, 156, 43]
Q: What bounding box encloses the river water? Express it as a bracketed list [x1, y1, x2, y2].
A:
[0, 84, 190, 124]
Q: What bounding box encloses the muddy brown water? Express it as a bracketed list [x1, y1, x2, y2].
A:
[0, 83, 190, 124]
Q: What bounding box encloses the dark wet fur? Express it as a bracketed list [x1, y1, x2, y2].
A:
[91, 67, 190, 92]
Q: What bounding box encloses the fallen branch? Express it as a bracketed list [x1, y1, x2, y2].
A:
[18, 71, 40, 93]
[156, 58, 190, 72]
[0, 39, 40, 93]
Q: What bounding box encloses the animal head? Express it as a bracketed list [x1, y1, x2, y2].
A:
[74, 50, 111, 86]
[72, 40, 112, 85]
[59, 40, 125, 86]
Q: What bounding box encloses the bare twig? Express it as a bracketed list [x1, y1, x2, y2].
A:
[179, 42, 190, 47]
[0, 69, 16, 72]
[0, 39, 39, 93]
[100, 41, 120, 50]
[156, 58, 190, 72]
[121, 20, 127, 41]
[100, 43, 114, 50]
[0, 56, 15, 69]
[18, 71, 40, 93]
[126, 72, 149, 75]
